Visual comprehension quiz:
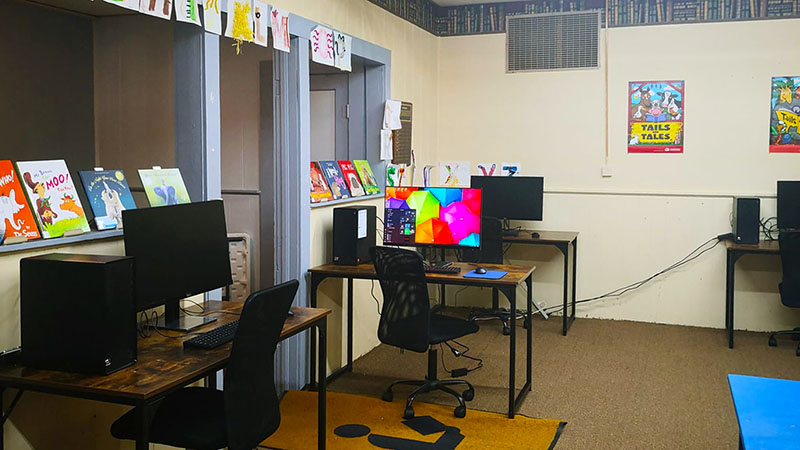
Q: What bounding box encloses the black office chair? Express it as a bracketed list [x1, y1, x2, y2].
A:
[768, 231, 800, 356]
[371, 246, 479, 419]
[461, 218, 515, 335]
[110, 280, 300, 450]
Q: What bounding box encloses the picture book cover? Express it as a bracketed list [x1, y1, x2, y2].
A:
[337, 160, 366, 197]
[770, 76, 800, 153]
[319, 160, 350, 200]
[138, 168, 191, 207]
[79, 170, 137, 230]
[310, 162, 333, 203]
[16, 160, 91, 239]
[353, 160, 380, 195]
[0, 160, 41, 244]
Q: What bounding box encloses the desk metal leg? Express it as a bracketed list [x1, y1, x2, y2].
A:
[0, 387, 5, 450]
[318, 319, 327, 450]
[561, 243, 570, 336]
[440, 284, 447, 309]
[134, 401, 153, 450]
[726, 250, 737, 349]
[526, 276, 533, 394]
[571, 238, 578, 326]
[347, 278, 353, 373]
[508, 288, 516, 418]
[492, 288, 499, 310]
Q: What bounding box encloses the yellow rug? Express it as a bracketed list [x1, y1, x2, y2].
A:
[261, 390, 566, 450]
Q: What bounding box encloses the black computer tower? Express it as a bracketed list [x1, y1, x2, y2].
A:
[333, 205, 376, 265]
[20, 254, 137, 375]
[733, 197, 760, 245]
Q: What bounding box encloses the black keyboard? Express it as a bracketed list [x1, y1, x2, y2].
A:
[183, 320, 239, 350]
[423, 262, 461, 274]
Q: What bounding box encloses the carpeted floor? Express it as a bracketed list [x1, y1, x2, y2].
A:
[329, 311, 800, 450]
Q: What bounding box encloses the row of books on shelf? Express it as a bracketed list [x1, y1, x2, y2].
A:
[0, 159, 192, 245]
[368, 0, 437, 32]
[310, 160, 381, 204]
[436, 1, 598, 35]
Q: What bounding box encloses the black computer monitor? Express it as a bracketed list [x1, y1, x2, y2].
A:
[122, 200, 232, 331]
[778, 181, 800, 230]
[470, 176, 544, 221]
[383, 187, 482, 249]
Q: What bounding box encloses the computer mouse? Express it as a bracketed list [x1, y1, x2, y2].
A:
[531, 232, 540, 238]
[475, 267, 488, 274]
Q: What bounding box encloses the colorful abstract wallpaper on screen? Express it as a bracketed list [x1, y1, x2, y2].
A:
[384, 187, 482, 247]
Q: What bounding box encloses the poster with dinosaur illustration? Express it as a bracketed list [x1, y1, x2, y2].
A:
[0, 161, 40, 244]
[16, 160, 91, 239]
[138, 168, 191, 207]
[139, 0, 173, 20]
[79, 170, 137, 230]
[770, 76, 800, 153]
[628, 80, 685, 154]
[439, 161, 470, 186]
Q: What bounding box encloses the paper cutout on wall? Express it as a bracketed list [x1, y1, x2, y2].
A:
[310, 25, 335, 66]
[380, 129, 393, 161]
[477, 163, 497, 176]
[204, 0, 222, 35]
[383, 100, 402, 130]
[140, 0, 173, 20]
[501, 162, 521, 177]
[253, 0, 270, 47]
[225, 0, 255, 54]
[270, 6, 291, 53]
[439, 161, 470, 187]
[103, 0, 139, 11]
[333, 32, 352, 72]
[770, 76, 800, 153]
[174, 0, 202, 26]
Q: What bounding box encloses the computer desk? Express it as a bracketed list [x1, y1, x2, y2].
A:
[725, 240, 780, 348]
[308, 262, 534, 418]
[502, 230, 579, 336]
[0, 302, 331, 450]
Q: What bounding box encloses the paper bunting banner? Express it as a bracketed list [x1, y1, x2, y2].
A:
[270, 6, 290, 53]
[203, 0, 222, 35]
[310, 25, 334, 66]
[226, 0, 255, 54]
[333, 31, 352, 72]
[174, 0, 202, 26]
[103, 0, 139, 11]
[253, 0, 270, 47]
[140, 0, 173, 20]
[477, 163, 497, 176]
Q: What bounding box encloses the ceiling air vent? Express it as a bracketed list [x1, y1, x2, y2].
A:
[506, 11, 600, 73]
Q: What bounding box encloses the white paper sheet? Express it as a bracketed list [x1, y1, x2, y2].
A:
[439, 161, 471, 187]
[310, 25, 335, 66]
[333, 32, 352, 72]
[270, 6, 290, 53]
[477, 162, 498, 176]
[501, 162, 521, 177]
[383, 100, 402, 130]
[174, 0, 202, 26]
[203, 0, 222, 35]
[253, 1, 270, 47]
[380, 129, 393, 161]
[140, 0, 173, 20]
[225, 0, 254, 40]
[103, 0, 139, 11]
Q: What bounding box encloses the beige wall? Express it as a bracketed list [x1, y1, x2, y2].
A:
[437, 19, 800, 331]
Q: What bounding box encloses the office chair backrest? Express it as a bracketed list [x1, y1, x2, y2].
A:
[370, 246, 431, 353]
[779, 231, 800, 308]
[224, 279, 299, 450]
[461, 217, 503, 264]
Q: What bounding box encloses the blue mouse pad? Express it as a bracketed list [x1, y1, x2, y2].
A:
[463, 270, 508, 279]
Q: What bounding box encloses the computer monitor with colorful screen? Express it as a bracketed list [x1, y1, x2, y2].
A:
[383, 187, 482, 248]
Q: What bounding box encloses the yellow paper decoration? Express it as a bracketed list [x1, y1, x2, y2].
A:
[231, 1, 255, 55]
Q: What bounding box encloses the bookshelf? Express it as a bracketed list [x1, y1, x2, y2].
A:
[367, 0, 439, 34]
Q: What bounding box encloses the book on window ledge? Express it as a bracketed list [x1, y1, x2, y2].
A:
[310, 161, 333, 203]
[0, 160, 41, 244]
[353, 160, 381, 195]
[319, 160, 351, 200]
[16, 160, 91, 239]
[337, 160, 366, 197]
[78, 170, 137, 230]
[138, 168, 191, 207]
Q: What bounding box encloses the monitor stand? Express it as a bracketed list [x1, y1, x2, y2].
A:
[160, 301, 217, 332]
[501, 219, 520, 237]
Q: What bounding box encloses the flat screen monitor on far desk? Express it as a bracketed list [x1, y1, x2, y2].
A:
[470, 176, 544, 236]
[122, 200, 233, 331]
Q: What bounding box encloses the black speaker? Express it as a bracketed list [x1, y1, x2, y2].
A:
[733, 197, 760, 245]
[20, 253, 137, 375]
[333, 205, 376, 265]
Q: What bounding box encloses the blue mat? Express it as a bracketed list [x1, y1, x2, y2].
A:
[462, 270, 507, 279]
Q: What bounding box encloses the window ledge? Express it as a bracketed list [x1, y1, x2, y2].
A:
[310, 193, 384, 209]
[0, 229, 124, 255]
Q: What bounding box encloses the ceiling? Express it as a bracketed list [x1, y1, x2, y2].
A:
[435, 0, 509, 5]
[21, 0, 135, 17]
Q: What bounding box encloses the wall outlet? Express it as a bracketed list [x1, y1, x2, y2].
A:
[601, 166, 613, 177]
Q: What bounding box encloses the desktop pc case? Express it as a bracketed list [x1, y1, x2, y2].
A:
[20, 254, 137, 375]
[733, 197, 760, 245]
[333, 205, 376, 265]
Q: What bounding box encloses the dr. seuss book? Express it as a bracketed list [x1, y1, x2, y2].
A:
[310, 162, 333, 203]
[79, 170, 137, 230]
[319, 160, 350, 200]
[138, 168, 191, 207]
[0, 160, 41, 244]
[353, 160, 380, 195]
[337, 161, 366, 197]
[16, 160, 91, 239]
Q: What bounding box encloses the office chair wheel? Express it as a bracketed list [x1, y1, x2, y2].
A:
[454, 405, 467, 418]
[403, 405, 415, 419]
[769, 336, 778, 347]
[463, 388, 475, 401]
[502, 326, 511, 336]
[382, 390, 393, 402]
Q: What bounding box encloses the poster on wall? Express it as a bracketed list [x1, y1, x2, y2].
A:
[501, 162, 521, 177]
[139, 0, 173, 20]
[476, 162, 497, 176]
[439, 161, 470, 186]
[310, 25, 335, 66]
[203, 0, 223, 35]
[174, 0, 202, 26]
[253, 0, 270, 47]
[770, 76, 800, 153]
[103, 0, 139, 11]
[333, 31, 352, 72]
[628, 80, 685, 154]
[271, 6, 291, 53]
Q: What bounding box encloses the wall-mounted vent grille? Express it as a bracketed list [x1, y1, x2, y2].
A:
[506, 11, 600, 73]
